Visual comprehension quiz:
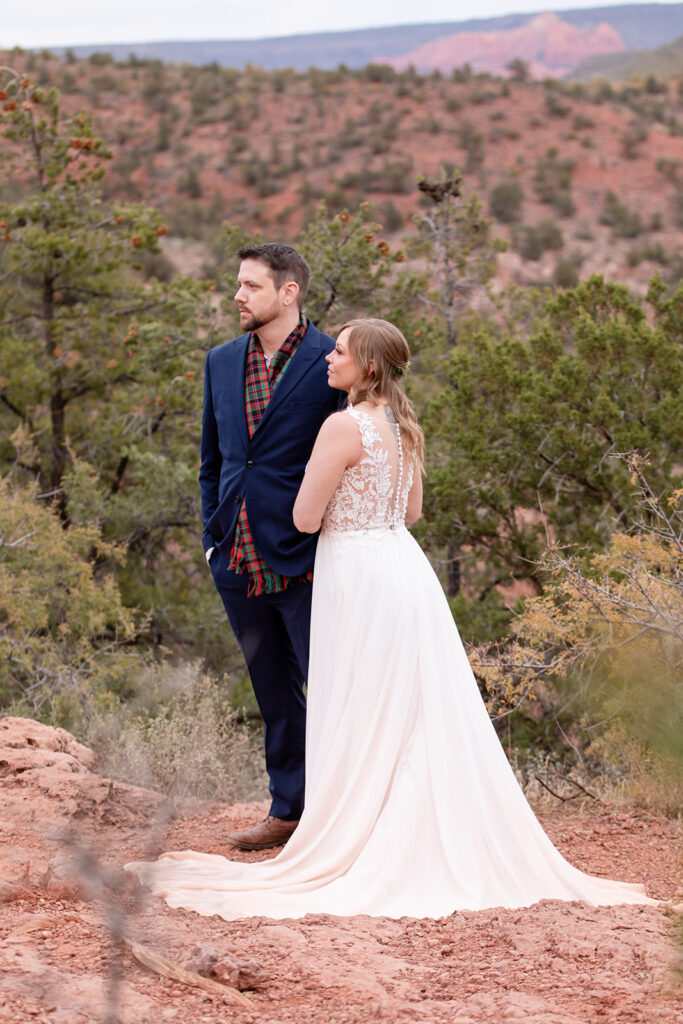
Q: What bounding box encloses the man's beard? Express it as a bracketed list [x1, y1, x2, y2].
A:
[238, 312, 260, 332]
[239, 305, 279, 334]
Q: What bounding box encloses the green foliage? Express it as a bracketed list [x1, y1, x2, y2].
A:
[296, 202, 412, 331]
[481, 461, 682, 813]
[337, 158, 414, 195]
[456, 121, 485, 173]
[0, 476, 142, 722]
[672, 185, 683, 229]
[621, 118, 649, 159]
[533, 148, 576, 217]
[422, 276, 683, 601]
[410, 169, 506, 347]
[599, 190, 644, 238]
[240, 158, 280, 197]
[489, 176, 523, 224]
[627, 242, 669, 267]
[360, 63, 397, 84]
[448, 590, 514, 646]
[544, 87, 571, 118]
[553, 257, 579, 288]
[506, 59, 529, 83]
[0, 66, 218, 667]
[374, 198, 404, 233]
[571, 112, 595, 131]
[656, 157, 681, 184]
[514, 220, 564, 260]
[177, 163, 203, 197]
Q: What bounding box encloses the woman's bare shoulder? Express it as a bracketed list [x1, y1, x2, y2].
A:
[317, 409, 359, 438]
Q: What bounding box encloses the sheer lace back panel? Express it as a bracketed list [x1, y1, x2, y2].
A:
[322, 407, 415, 534]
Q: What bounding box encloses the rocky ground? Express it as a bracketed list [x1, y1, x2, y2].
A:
[0, 716, 680, 1024]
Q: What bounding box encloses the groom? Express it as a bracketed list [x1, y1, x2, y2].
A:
[200, 243, 341, 850]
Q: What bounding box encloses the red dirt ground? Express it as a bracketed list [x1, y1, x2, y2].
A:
[1, 717, 680, 1024]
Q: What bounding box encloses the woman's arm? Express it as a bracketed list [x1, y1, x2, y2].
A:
[293, 413, 362, 533]
[405, 464, 423, 527]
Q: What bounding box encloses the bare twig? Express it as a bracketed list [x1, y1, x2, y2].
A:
[126, 941, 251, 1007]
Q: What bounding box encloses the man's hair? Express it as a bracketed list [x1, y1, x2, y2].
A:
[237, 243, 312, 310]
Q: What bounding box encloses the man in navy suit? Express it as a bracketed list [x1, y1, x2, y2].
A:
[200, 243, 341, 850]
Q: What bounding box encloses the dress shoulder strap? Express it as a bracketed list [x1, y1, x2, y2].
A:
[346, 406, 381, 453]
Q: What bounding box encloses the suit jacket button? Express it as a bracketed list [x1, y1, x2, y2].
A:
[246, 459, 254, 468]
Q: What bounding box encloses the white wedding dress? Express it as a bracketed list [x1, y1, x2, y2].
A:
[125, 407, 651, 919]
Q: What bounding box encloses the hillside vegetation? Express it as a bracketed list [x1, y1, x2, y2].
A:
[569, 33, 683, 81]
[0, 53, 680, 812]
[3, 47, 683, 295]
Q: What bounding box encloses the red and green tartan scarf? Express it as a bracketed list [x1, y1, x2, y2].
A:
[229, 314, 313, 596]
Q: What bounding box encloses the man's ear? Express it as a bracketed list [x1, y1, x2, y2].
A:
[281, 281, 300, 307]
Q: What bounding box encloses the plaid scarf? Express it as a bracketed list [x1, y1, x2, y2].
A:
[229, 314, 313, 596]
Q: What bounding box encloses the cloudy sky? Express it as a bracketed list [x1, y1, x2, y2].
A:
[2, 0, 677, 49]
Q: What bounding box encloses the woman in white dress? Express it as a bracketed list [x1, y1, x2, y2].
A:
[125, 318, 651, 919]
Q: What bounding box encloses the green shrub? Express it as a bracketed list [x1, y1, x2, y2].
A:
[621, 119, 649, 159]
[656, 158, 681, 183]
[534, 148, 575, 217]
[88, 52, 114, 66]
[338, 158, 413, 195]
[360, 63, 397, 83]
[416, 114, 442, 134]
[177, 165, 203, 199]
[514, 219, 564, 260]
[544, 89, 571, 118]
[451, 65, 473, 83]
[457, 120, 485, 172]
[572, 113, 595, 130]
[375, 198, 405, 232]
[241, 158, 281, 197]
[469, 87, 498, 104]
[553, 257, 579, 288]
[599, 191, 644, 238]
[60, 70, 78, 94]
[536, 220, 564, 250]
[489, 176, 523, 223]
[673, 186, 683, 229]
[626, 243, 669, 267]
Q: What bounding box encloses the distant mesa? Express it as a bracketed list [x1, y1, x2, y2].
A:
[380, 13, 625, 79]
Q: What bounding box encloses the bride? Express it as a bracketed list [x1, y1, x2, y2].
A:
[125, 318, 651, 919]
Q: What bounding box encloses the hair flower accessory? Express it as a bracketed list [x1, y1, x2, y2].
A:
[391, 362, 410, 378]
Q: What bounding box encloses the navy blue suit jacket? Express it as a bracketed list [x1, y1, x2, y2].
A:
[199, 321, 343, 576]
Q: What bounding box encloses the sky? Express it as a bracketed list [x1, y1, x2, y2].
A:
[2, 0, 680, 50]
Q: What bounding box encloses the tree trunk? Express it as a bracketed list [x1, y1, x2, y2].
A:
[446, 539, 461, 597]
[43, 271, 70, 520]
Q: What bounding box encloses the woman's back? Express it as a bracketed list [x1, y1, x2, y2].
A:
[322, 405, 414, 534]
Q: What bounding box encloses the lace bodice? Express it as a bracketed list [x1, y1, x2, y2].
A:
[322, 407, 415, 534]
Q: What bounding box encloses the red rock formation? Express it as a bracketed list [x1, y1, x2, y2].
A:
[383, 13, 624, 79]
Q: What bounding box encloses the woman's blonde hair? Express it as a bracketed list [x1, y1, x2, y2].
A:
[340, 318, 424, 472]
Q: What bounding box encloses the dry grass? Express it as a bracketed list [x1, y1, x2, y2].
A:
[84, 661, 264, 803]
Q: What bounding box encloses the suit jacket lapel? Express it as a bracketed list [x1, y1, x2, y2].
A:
[228, 334, 249, 452]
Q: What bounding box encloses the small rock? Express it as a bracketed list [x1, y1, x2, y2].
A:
[187, 942, 268, 990]
[187, 942, 220, 975]
[213, 953, 269, 990]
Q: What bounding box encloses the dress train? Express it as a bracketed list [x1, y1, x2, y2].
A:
[125, 409, 651, 919]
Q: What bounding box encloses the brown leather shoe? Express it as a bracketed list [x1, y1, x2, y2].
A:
[226, 816, 299, 851]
